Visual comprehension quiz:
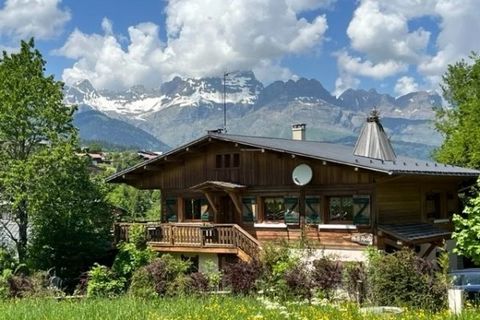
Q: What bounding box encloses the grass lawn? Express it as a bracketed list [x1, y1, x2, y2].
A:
[0, 295, 478, 320]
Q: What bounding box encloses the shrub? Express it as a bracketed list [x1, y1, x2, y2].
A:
[203, 260, 222, 291]
[129, 255, 191, 297]
[87, 264, 125, 297]
[0, 248, 16, 272]
[366, 247, 447, 310]
[188, 272, 209, 294]
[128, 224, 148, 250]
[311, 256, 343, 298]
[223, 259, 262, 295]
[284, 262, 314, 301]
[111, 242, 155, 281]
[343, 261, 367, 303]
[128, 267, 156, 298]
[258, 242, 299, 299]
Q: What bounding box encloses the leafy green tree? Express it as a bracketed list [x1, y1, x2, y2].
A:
[27, 144, 112, 279]
[0, 39, 76, 262]
[434, 53, 480, 168]
[452, 179, 480, 265]
[104, 152, 161, 221]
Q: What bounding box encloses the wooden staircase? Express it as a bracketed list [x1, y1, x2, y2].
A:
[115, 223, 261, 262]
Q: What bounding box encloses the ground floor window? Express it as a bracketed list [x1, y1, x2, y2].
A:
[264, 197, 285, 222]
[184, 198, 208, 221]
[328, 196, 353, 223]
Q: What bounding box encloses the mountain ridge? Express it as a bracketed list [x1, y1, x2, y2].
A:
[65, 72, 443, 159]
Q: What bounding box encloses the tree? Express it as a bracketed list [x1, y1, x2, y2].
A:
[452, 179, 480, 265]
[27, 144, 112, 280]
[0, 39, 77, 263]
[434, 53, 480, 168]
[104, 152, 161, 221]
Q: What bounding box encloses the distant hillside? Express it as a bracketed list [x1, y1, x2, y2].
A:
[73, 110, 170, 152]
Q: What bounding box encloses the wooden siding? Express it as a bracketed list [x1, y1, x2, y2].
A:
[136, 141, 375, 191]
[376, 176, 464, 224]
[121, 140, 470, 251]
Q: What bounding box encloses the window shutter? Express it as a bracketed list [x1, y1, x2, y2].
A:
[284, 197, 299, 224]
[353, 195, 370, 225]
[242, 197, 256, 222]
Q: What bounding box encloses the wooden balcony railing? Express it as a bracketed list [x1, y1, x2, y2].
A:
[114, 223, 260, 260]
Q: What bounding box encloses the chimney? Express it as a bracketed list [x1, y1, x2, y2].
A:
[353, 110, 396, 161]
[292, 123, 306, 140]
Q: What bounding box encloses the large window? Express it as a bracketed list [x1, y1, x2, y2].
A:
[262, 197, 299, 224]
[264, 197, 285, 222]
[184, 198, 208, 221]
[328, 196, 353, 223]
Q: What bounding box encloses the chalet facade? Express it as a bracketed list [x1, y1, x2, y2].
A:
[108, 115, 479, 271]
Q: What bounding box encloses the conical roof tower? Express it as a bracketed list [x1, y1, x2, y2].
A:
[353, 109, 396, 161]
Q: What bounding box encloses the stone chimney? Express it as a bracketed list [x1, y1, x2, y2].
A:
[292, 124, 306, 140]
[353, 110, 396, 161]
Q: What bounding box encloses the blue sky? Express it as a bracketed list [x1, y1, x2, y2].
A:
[0, 0, 478, 97]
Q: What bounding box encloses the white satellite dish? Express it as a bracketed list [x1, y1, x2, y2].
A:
[292, 164, 313, 186]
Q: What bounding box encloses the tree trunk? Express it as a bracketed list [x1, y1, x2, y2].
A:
[16, 203, 28, 264]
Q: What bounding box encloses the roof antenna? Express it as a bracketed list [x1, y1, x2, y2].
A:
[223, 71, 230, 133]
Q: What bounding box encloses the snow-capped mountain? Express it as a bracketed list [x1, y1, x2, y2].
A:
[65, 71, 262, 120]
[65, 71, 443, 159]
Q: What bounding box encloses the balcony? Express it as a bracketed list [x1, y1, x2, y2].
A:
[114, 223, 260, 261]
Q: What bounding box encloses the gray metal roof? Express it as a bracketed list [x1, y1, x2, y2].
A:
[378, 223, 451, 244]
[353, 111, 396, 161]
[107, 132, 480, 182]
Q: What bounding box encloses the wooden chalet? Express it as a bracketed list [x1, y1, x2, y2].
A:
[108, 114, 479, 271]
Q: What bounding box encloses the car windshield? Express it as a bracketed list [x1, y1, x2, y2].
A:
[452, 273, 480, 286]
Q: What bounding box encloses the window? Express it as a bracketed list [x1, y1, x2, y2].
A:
[224, 154, 231, 168]
[165, 198, 178, 222]
[215, 155, 222, 168]
[328, 196, 353, 223]
[264, 197, 285, 222]
[184, 198, 208, 220]
[233, 153, 240, 167]
[242, 197, 256, 222]
[215, 153, 240, 168]
[426, 192, 441, 219]
[305, 196, 321, 224]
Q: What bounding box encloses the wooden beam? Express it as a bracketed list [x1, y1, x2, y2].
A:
[227, 191, 243, 221]
[203, 192, 219, 217]
[422, 242, 439, 258]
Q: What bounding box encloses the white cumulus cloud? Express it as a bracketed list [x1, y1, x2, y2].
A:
[0, 0, 70, 40]
[337, 0, 480, 93]
[394, 76, 419, 96]
[57, 0, 329, 90]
